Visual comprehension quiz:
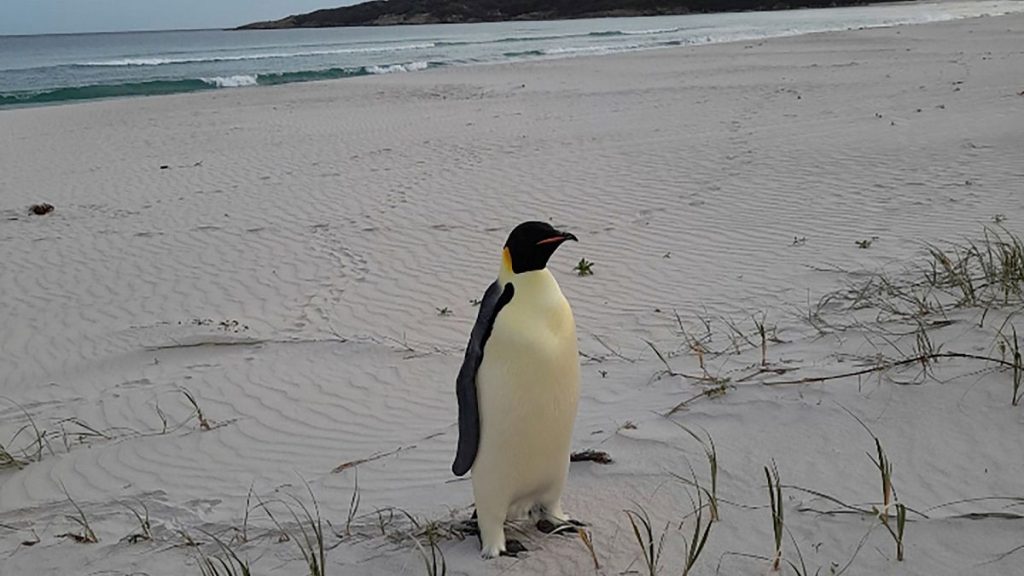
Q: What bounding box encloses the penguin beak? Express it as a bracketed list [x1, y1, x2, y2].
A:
[536, 231, 578, 246]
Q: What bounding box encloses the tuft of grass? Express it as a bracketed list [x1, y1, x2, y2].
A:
[435, 307, 452, 317]
[120, 499, 152, 543]
[765, 462, 784, 572]
[411, 528, 447, 576]
[1001, 325, 1023, 406]
[721, 315, 756, 355]
[375, 507, 396, 537]
[345, 469, 360, 537]
[753, 311, 770, 366]
[574, 258, 595, 276]
[842, 407, 907, 563]
[0, 441, 26, 470]
[180, 387, 213, 431]
[155, 401, 170, 434]
[56, 417, 113, 452]
[679, 487, 713, 576]
[624, 504, 668, 576]
[927, 227, 1024, 306]
[60, 482, 98, 544]
[645, 340, 682, 380]
[669, 423, 719, 522]
[677, 315, 712, 377]
[4, 398, 55, 464]
[237, 482, 255, 544]
[783, 529, 816, 576]
[577, 527, 600, 570]
[259, 482, 326, 576]
[870, 438, 894, 524]
[197, 531, 253, 576]
[868, 437, 906, 561]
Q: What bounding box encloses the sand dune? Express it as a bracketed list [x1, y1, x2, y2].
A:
[2, 12, 1023, 576]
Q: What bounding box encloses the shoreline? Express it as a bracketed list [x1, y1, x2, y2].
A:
[2, 2, 1021, 111]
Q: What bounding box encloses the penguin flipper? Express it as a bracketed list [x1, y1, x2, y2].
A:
[452, 281, 514, 476]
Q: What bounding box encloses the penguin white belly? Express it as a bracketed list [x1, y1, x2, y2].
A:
[472, 270, 579, 557]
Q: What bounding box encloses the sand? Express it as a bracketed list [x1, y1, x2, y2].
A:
[2, 11, 1023, 576]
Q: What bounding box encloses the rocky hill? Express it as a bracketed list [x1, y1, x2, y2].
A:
[238, 0, 898, 29]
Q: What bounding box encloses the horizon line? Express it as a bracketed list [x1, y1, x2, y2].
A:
[0, 26, 244, 38]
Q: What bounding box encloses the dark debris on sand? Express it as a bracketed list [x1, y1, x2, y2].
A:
[29, 203, 54, 215]
[570, 449, 613, 464]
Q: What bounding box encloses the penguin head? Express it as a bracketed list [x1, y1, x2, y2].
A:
[503, 221, 578, 274]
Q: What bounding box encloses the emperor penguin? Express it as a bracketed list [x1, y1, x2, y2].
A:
[453, 221, 581, 559]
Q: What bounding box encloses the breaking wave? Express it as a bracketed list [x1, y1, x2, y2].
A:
[0, 62, 440, 107]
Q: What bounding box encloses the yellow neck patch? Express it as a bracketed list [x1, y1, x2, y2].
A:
[499, 247, 515, 285]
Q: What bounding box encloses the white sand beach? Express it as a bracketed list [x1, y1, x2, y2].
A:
[2, 11, 1023, 575]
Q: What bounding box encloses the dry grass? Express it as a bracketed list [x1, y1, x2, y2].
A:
[180, 387, 213, 431]
[998, 324, 1023, 405]
[3, 398, 55, 465]
[926, 226, 1024, 307]
[868, 437, 907, 562]
[624, 504, 668, 576]
[59, 482, 98, 544]
[412, 527, 448, 576]
[765, 462, 784, 572]
[668, 423, 719, 522]
[120, 499, 152, 543]
[345, 469, 360, 538]
[679, 488, 713, 576]
[197, 531, 253, 576]
[264, 489, 326, 576]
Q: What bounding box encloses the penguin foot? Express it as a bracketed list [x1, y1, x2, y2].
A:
[501, 539, 527, 557]
[537, 518, 582, 536]
[480, 544, 502, 559]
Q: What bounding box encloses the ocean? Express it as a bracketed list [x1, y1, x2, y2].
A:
[1, 0, 1019, 108]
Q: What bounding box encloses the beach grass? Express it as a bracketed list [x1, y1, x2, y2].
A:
[999, 324, 1023, 405]
[679, 486, 713, 576]
[180, 387, 213, 431]
[197, 531, 253, 576]
[60, 482, 98, 544]
[868, 437, 907, 561]
[266, 483, 326, 576]
[574, 258, 595, 276]
[624, 504, 667, 576]
[668, 423, 719, 522]
[345, 469, 360, 538]
[765, 462, 784, 572]
[412, 526, 448, 576]
[120, 499, 152, 543]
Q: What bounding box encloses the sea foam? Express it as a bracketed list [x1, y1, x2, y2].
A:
[365, 61, 431, 74]
[200, 75, 259, 88]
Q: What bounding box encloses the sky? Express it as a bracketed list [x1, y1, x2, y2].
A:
[1, 0, 360, 36]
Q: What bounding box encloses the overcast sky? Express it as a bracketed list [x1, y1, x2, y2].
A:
[2, 1, 358, 36]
